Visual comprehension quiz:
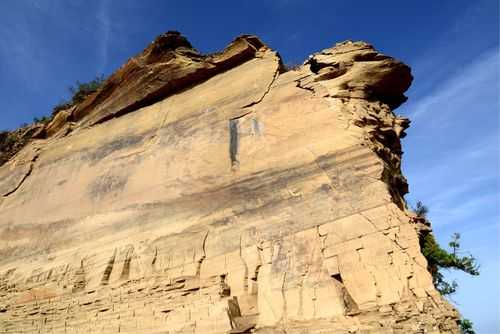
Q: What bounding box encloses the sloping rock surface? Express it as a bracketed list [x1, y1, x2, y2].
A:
[0, 33, 459, 333]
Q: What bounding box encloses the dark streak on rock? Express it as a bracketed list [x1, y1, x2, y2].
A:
[229, 119, 239, 167]
[88, 173, 128, 199]
[84, 135, 144, 164]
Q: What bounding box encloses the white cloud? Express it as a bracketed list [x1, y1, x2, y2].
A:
[403, 47, 499, 233]
[0, 2, 79, 91]
[407, 135, 498, 187]
[0, 14, 45, 91]
[97, 0, 111, 74]
[407, 48, 499, 121]
[428, 192, 497, 227]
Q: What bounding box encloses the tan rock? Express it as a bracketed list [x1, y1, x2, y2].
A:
[0, 32, 460, 333]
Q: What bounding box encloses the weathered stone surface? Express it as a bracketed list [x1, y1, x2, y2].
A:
[0, 34, 459, 333]
[70, 31, 271, 129]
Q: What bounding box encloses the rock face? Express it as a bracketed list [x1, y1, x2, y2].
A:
[0, 33, 459, 333]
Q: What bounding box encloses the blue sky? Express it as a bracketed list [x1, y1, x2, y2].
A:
[0, 0, 498, 332]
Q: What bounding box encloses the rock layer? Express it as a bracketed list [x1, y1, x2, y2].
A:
[0, 34, 459, 333]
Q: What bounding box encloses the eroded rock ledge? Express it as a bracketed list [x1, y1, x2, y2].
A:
[0, 33, 459, 333]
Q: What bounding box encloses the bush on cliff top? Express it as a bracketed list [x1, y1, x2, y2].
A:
[52, 75, 105, 116]
[0, 76, 106, 167]
[0, 130, 31, 166]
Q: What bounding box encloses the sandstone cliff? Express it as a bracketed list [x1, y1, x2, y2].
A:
[0, 32, 459, 333]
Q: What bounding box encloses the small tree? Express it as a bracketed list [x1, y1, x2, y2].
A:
[459, 318, 475, 334]
[414, 201, 479, 333]
[420, 232, 479, 295]
[415, 201, 429, 218]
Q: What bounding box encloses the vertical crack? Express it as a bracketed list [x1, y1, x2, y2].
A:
[196, 231, 209, 277]
[72, 259, 87, 293]
[101, 249, 116, 286]
[120, 247, 134, 280]
[280, 271, 288, 324]
[239, 235, 249, 292]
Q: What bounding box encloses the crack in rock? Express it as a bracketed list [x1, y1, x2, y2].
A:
[2, 152, 40, 197]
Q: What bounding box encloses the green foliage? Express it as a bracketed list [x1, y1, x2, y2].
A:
[282, 62, 301, 72]
[51, 101, 73, 116]
[4, 132, 16, 146]
[33, 116, 51, 124]
[52, 75, 105, 116]
[459, 318, 475, 334]
[415, 201, 428, 218]
[0, 131, 27, 166]
[414, 201, 480, 295]
[2, 75, 105, 167]
[68, 75, 105, 105]
[421, 232, 479, 295]
[0, 131, 15, 148]
[413, 201, 479, 332]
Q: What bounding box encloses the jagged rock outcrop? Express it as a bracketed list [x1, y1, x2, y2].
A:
[0, 33, 459, 333]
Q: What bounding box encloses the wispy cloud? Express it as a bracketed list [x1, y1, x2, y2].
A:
[97, 0, 111, 74]
[0, 10, 46, 92]
[407, 47, 499, 121]
[407, 134, 498, 180]
[403, 45, 499, 232]
[405, 0, 498, 100]
[428, 192, 497, 227]
[0, 1, 79, 92]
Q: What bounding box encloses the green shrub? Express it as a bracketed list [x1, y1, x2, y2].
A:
[415, 201, 429, 218]
[6, 132, 16, 145]
[281, 62, 301, 72]
[33, 116, 51, 124]
[458, 318, 475, 334]
[0, 131, 15, 147]
[2, 76, 106, 166]
[413, 201, 479, 333]
[414, 202, 480, 295]
[51, 75, 105, 116]
[68, 75, 105, 105]
[420, 232, 479, 295]
[52, 101, 73, 116]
